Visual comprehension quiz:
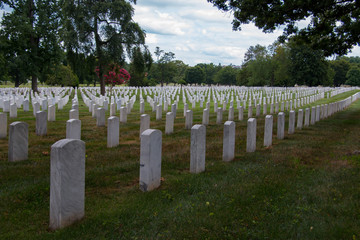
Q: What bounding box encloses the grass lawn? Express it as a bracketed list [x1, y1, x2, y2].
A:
[1, 89, 360, 239]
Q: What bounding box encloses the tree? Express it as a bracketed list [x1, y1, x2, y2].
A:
[153, 47, 176, 86]
[208, 0, 360, 56]
[330, 59, 351, 86]
[171, 60, 188, 84]
[345, 66, 360, 86]
[46, 65, 79, 87]
[243, 44, 267, 64]
[61, 0, 145, 95]
[272, 44, 292, 86]
[196, 63, 222, 85]
[288, 41, 331, 86]
[129, 46, 152, 86]
[242, 44, 273, 86]
[214, 66, 238, 85]
[1, 0, 62, 91]
[185, 66, 205, 85]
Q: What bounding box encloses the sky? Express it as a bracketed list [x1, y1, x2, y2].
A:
[1, 0, 359, 67]
[133, 0, 360, 66]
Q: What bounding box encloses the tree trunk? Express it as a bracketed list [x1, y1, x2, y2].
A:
[14, 74, 20, 88]
[31, 75, 38, 92]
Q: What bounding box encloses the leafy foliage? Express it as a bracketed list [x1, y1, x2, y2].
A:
[129, 46, 152, 86]
[61, 0, 145, 94]
[345, 66, 360, 86]
[208, 0, 360, 56]
[46, 65, 79, 87]
[185, 66, 205, 85]
[1, 0, 62, 91]
[214, 66, 238, 85]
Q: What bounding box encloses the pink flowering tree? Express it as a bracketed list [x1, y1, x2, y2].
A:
[95, 63, 130, 93]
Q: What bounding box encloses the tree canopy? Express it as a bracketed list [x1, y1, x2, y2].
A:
[208, 0, 360, 56]
[61, 0, 145, 95]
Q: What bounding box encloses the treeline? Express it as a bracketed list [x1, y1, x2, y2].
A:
[145, 41, 360, 87]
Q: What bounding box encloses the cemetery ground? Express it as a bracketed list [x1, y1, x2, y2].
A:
[1, 90, 360, 239]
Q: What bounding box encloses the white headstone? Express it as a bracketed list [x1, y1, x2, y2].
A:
[190, 124, 206, 173]
[139, 129, 162, 192]
[66, 119, 81, 140]
[223, 121, 235, 162]
[107, 116, 119, 148]
[50, 139, 85, 230]
[8, 121, 28, 162]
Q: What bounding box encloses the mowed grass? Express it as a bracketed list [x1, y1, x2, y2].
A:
[0, 89, 360, 239]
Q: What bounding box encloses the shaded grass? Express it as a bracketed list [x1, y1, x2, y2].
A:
[0, 90, 360, 239]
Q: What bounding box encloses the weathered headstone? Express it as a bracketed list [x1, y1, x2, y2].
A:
[216, 107, 223, 124]
[238, 106, 244, 121]
[256, 104, 260, 116]
[33, 102, 40, 116]
[156, 104, 162, 121]
[140, 114, 150, 137]
[248, 106, 253, 118]
[165, 112, 174, 134]
[50, 139, 85, 230]
[3, 100, 10, 112]
[10, 103, 17, 118]
[66, 119, 81, 140]
[246, 118, 257, 152]
[297, 109, 303, 130]
[0, 112, 7, 139]
[8, 122, 28, 162]
[310, 106, 316, 125]
[120, 107, 127, 123]
[140, 101, 145, 114]
[96, 108, 105, 127]
[110, 103, 116, 116]
[223, 121, 235, 162]
[36, 111, 47, 136]
[48, 105, 56, 121]
[228, 106, 234, 121]
[190, 124, 206, 173]
[139, 129, 162, 192]
[202, 108, 209, 125]
[23, 100, 29, 112]
[277, 112, 285, 140]
[264, 115, 273, 147]
[304, 108, 310, 127]
[69, 109, 79, 120]
[288, 110, 295, 134]
[171, 103, 177, 119]
[185, 110, 193, 130]
[107, 116, 119, 148]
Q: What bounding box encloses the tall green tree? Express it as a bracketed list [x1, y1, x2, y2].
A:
[242, 44, 273, 86]
[153, 47, 175, 86]
[1, 0, 62, 91]
[129, 46, 152, 86]
[272, 44, 292, 86]
[330, 59, 351, 86]
[185, 66, 205, 85]
[214, 66, 238, 85]
[345, 66, 360, 86]
[288, 41, 331, 86]
[61, 0, 145, 95]
[196, 63, 222, 85]
[46, 64, 79, 87]
[208, 0, 360, 56]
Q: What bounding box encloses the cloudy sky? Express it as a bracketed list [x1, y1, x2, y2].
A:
[133, 0, 360, 66]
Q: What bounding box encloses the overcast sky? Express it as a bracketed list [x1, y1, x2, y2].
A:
[1, 0, 359, 67]
[133, 0, 360, 66]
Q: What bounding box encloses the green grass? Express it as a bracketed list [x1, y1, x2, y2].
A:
[1, 89, 360, 239]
